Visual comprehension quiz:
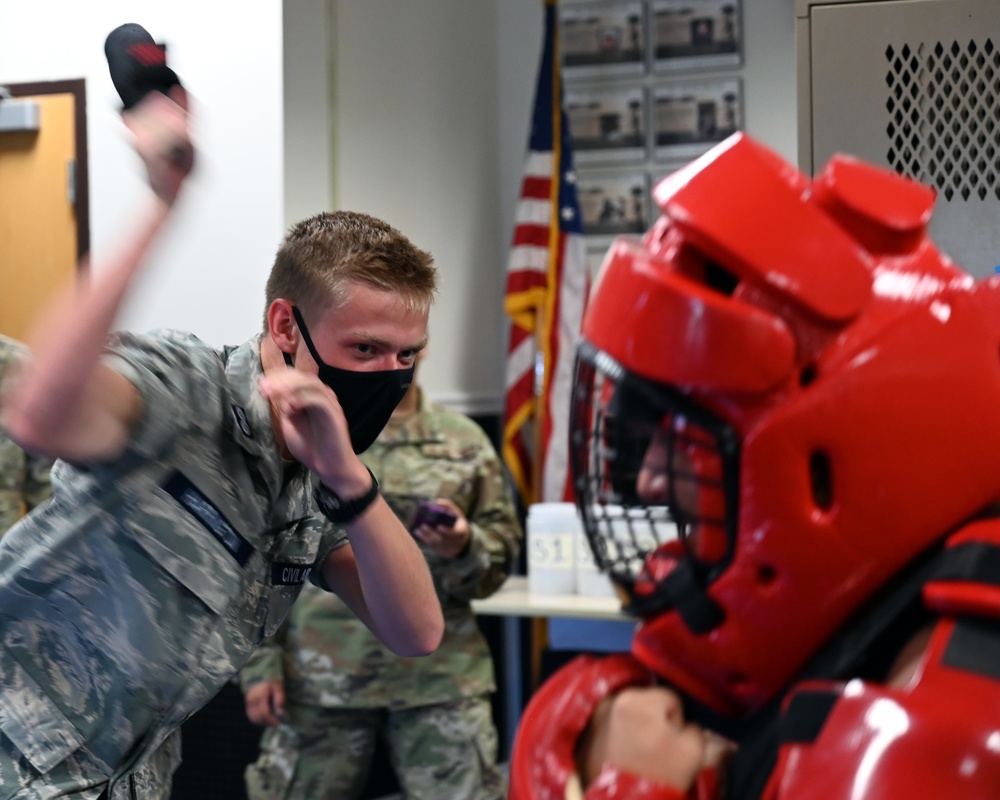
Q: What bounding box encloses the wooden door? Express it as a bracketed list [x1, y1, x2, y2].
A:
[0, 80, 89, 341]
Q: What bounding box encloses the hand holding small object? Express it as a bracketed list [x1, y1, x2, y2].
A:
[411, 499, 470, 558]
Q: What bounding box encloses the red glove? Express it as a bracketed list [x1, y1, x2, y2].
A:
[509, 652, 717, 800]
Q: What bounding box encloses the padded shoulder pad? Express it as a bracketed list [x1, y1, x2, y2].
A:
[770, 623, 1000, 797]
[924, 518, 1000, 619]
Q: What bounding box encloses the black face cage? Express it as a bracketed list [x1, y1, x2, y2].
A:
[570, 342, 741, 618]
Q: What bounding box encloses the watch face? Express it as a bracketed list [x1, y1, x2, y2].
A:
[313, 486, 338, 516]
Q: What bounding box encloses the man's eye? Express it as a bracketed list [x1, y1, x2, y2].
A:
[354, 344, 376, 355]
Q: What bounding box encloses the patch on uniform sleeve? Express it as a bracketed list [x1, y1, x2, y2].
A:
[270, 562, 314, 585]
[164, 471, 254, 566]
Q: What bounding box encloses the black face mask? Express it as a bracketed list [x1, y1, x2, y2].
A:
[287, 306, 414, 454]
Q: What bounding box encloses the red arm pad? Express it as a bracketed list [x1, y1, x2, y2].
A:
[509, 653, 653, 800]
[586, 765, 687, 800]
[509, 652, 717, 800]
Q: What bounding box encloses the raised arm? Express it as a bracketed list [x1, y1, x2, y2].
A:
[0, 89, 194, 463]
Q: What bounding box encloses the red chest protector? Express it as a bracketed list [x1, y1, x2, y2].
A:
[765, 519, 1000, 799]
[510, 521, 1000, 800]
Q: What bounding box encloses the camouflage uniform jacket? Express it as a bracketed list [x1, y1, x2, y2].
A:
[0, 331, 346, 799]
[0, 336, 53, 534]
[240, 391, 522, 709]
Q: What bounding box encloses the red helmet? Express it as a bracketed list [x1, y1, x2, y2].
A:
[570, 132, 1000, 717]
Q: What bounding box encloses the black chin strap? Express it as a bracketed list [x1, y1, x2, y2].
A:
[662, 560, 725, 634]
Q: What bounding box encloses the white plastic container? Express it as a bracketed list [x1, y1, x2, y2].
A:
[575, 524, 618, 598]
[526, 502, 579, 595]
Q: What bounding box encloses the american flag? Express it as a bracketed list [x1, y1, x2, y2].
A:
[502, 0, 590, 506]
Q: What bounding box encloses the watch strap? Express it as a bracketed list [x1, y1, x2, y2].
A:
[313, 466, 380, 524]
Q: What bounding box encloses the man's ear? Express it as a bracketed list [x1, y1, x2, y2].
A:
[267, 299, 297, 358]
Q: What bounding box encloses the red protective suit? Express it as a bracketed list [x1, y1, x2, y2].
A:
[510, 131, 1000, 798]
[512, 521, 1000, 798]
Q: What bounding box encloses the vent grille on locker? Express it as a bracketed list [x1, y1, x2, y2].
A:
[885, 40, 1000, 202]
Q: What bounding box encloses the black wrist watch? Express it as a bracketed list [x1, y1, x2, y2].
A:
[313, 467, 380, 524]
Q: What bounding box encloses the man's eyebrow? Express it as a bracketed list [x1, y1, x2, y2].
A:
[355, 333, 429, 352]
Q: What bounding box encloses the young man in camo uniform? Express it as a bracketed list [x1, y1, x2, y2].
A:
[0, 336, 52, 536]
[0, 86, 443, 800]
[241, 366, 522, 800]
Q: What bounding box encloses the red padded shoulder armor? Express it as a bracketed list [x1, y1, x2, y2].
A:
[923, 518, 1000, 619]
[766, 585, 1000, 797]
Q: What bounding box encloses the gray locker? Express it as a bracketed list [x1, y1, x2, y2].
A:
[797, 0, 1000, 276]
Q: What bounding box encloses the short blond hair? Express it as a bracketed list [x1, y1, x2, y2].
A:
[263, 211, 436, 329]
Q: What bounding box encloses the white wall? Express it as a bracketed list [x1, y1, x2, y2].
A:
[0, 1, 285, 347]
[328, 0, 798, 414]
[2, 0, 798, 412]
[329, 0, 506, 414]
[742, 0, 799, 163]
[283, 0, 333, 229]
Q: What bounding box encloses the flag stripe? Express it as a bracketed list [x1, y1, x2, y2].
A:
[507, 244, 551, 274]
[503, 0, 589, 506]
[521, 175, 552, 201]
[512, 224, 552, 250]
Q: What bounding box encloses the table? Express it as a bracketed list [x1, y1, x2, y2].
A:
[471, 575, 629, 620]
[472, 575, 634, 755]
